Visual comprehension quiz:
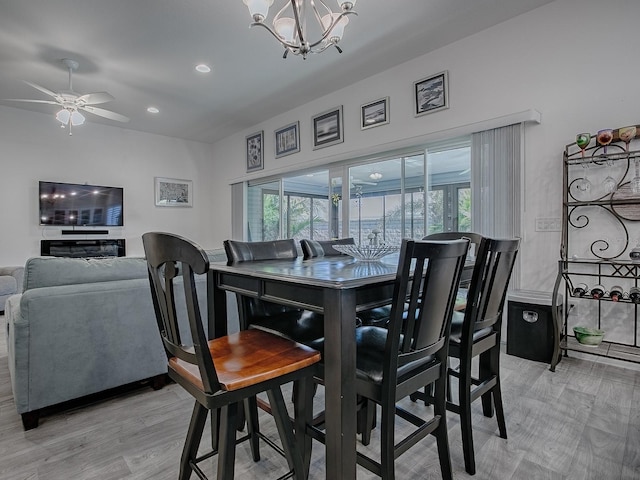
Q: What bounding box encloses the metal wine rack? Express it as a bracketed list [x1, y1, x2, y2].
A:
[551, 125, 640, 371]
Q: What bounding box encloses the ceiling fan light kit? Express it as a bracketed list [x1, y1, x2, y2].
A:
[242, 0, 357, 59]
[5, 58, 129, 136]
[55, 108, 85, 126]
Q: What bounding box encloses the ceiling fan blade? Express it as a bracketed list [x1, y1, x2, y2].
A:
[24, 81, 58, 98]
[81, 105, 129, 123]
[77, 92, 115, 105]
[4, 98, 59, 105]
[352, 180, 378, 186]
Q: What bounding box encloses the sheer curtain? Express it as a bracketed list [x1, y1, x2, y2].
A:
[471, 123, 522, 287]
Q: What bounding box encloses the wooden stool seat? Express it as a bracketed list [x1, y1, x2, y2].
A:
[169, 329, 320, 392]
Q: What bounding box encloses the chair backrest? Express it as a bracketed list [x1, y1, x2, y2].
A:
[223, 239, 301, 320]
[300, 237, 355, 259]
[423, 232, 484, 259]
[386, 239, 469, 372]
[462, 237, 520, 342]
[142, 232, 220, 394]
[224, 239, 298, 262]
[423, 232, 484, 288]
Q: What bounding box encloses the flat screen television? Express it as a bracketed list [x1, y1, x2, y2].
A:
[39, 181, 124, 226]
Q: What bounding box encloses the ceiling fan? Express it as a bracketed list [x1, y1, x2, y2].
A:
[6, 58, 129, 135]
[350, 176, 378, 188]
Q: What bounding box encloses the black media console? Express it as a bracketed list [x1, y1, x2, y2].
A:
[40, 239, 126, 258]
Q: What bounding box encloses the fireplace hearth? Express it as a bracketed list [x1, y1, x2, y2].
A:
[40, 239, 126, 258]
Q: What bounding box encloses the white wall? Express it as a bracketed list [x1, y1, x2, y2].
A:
[0, 105, 217, 265]
[209, 0, 640, 292]
[2, 0, 638, 293]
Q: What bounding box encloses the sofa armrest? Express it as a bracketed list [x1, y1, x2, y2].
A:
[4, 294, 22, 400]
[0, 266, 25, 293]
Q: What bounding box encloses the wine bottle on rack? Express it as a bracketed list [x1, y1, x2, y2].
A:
[573, 283, 589, 297]
[609, 285, 624, 302]
[630, 287, 640, 304]
[590, 284, 605, 299]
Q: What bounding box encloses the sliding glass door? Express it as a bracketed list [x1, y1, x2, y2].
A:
[247, 172, 331, 242]
[283, 172, 330, 239]
[247, 180, 281, 241]
[245, 137, 471, 243]
[426, 142, 471, 235]
[348, 158, 407, 245]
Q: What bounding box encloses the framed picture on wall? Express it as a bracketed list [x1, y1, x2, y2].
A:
[246, 131, 264, 172]
[312, 106, 344, 150]
[274, 121, 300, 158]
[155, 177, 193, 207]
[414, 71, 449, 117]
[361, 97, 389, 130]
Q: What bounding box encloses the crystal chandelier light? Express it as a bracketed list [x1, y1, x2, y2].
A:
[242, 0, 357, 59]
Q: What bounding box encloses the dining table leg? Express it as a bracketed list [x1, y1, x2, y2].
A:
[322, 287, 357, 480]
[207, 271, 229, 452]
[207, 270, 229, 339]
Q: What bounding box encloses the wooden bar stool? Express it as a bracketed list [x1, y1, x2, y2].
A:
[143, 232, 320, 480]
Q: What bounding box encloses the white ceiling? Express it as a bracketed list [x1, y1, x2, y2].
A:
[0, 0, 553, 144]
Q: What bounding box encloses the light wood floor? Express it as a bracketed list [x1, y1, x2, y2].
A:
[1, 313, 639, 480]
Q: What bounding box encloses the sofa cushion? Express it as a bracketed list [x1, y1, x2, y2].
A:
[23, 256, 148, 291]
[0, 276, 17, 295]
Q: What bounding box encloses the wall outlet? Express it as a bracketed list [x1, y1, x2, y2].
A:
[535, 217, 561, 232]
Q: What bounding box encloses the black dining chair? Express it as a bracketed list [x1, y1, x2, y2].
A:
[423, 232, 485, 288]
[307, 238, 469, 480]
[412, 235, 520, 475]
[143, 232, 320, 480]
[300, 237, 391, 328]
[300, 237, 355, 259]
[223, 239, 325, 348]
[356, 232, 483, 441]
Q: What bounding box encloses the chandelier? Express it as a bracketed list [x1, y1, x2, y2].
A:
[242, 0, 358, 59]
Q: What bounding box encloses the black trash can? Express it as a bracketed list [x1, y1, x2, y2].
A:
[507, 290, 562, 363]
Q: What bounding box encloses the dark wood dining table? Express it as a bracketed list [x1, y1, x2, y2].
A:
[207, 255, 399, 480]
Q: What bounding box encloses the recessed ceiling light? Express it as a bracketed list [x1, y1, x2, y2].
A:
[195, 64, 211, 73]
[147, 106, 160, 114]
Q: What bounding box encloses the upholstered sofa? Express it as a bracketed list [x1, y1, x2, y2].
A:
[4, 250, 230, 430]
[0, 266, 24, 313]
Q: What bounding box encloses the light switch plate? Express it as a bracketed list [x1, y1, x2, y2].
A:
[535, 217, 561, 232]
